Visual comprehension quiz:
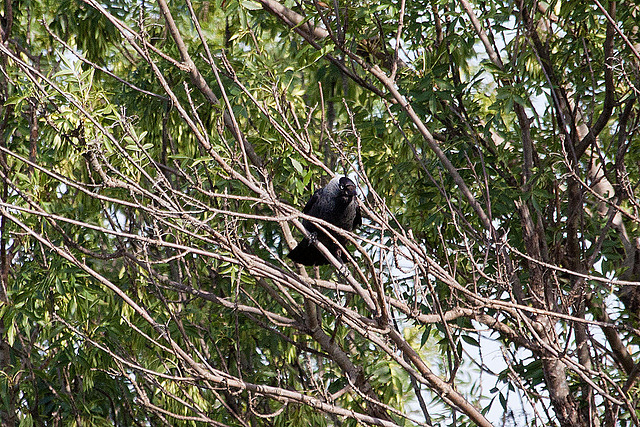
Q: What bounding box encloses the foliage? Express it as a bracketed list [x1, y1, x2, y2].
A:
[0, 0, 639, 426]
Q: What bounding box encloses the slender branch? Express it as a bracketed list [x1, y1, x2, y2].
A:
[458, 0, 503, 68]
[155, 0, 263, 169]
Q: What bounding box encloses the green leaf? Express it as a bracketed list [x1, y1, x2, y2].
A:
[461, 334, 480, 347]
[19, 414, 34, 427]
[420, 325, 432, 347]
[290, 157, 304, 175]
[6, 321, 16, 346]
[241, 0, 262, 10]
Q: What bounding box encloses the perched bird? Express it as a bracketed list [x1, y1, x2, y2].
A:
[288, 176, 362, 266]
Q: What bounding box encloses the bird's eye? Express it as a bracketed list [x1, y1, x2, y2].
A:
[339, 184, 345, 190]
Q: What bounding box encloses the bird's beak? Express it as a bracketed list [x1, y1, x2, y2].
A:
[345, 184, 357, 196]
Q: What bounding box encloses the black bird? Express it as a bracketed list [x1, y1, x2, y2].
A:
[288, 176, 362, 266]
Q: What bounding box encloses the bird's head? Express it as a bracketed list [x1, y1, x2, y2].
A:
[337, 177, 357, 202]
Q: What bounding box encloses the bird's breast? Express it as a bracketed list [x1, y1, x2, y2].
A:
[335, 202, 358, 231]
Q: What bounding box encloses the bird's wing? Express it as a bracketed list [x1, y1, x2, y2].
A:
[302, 188, 322, 214]
[353, 203, 362, 228]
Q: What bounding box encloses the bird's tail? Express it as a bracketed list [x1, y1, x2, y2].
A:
[287, 239, 331, 266]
